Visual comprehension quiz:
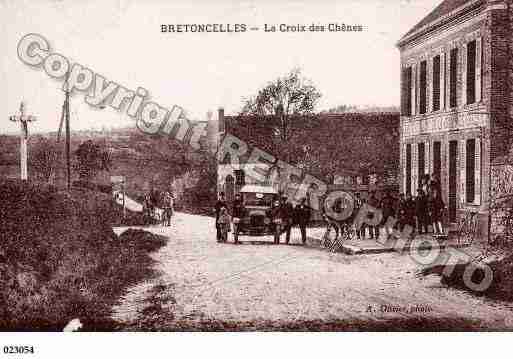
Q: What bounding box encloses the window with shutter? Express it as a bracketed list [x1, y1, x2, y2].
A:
[474, 138, 481, 205]
[476, 37, 482, 102]
[433, 141, 442, 180]
[412, 143, 418, 195]
[420, 61, 427, 114]
[402, 67, 413, 116]
[448, 141, 458, 222]
[466, 139, 475, 203]
[433, 55, 441, 111]
[466, 40, 477, 104]
[406, 144, 412, 196]
[460, 140, 467, 204]
[449, 48, 458, 108]
[418, 142, 425, 183]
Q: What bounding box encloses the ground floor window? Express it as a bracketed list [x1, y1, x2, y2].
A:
[433, 141, 441, 180]
[418, 142, 425, 183]
[449, 140, 458, 222]
[406, 144, 412, 196]
[466, 139, 476, 203]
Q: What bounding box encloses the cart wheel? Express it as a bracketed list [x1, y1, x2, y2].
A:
[322, 222, 339, 248]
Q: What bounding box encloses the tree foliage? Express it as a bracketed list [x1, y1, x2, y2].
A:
[74, 140, 111, 180]
[29, 138, 61, 182]
[241, 68, 322, 143]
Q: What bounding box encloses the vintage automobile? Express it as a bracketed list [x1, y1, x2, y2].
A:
[232, 185, 283, 244]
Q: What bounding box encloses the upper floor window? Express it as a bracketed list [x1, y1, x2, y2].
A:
[449, 48, 458, 108]
[466, 40, 477, 105]
[432, 55, 441, 111]
[401, 66, 412, 116]
[419, 60, 427, 114]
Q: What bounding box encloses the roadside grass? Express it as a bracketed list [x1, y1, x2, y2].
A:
[0, 179, 166, 331]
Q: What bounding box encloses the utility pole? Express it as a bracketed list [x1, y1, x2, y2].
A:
[9, 102, 36, 181]
[63, 72, 71, 190]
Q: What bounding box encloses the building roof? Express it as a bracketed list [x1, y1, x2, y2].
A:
[398, 0, 479, 45]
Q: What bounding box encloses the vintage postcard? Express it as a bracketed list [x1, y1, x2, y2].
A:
[1, 0, 513, 352]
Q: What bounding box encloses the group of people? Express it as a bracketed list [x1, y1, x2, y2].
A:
[214, 192, 312, 244]
[326, 174, 445, 240]
[142, 189, 175, 226]
[395, 174, 446, 236]
[271, 196, 312, 244]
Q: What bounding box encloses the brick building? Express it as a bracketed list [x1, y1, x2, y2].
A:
[397, 0, 513, 236]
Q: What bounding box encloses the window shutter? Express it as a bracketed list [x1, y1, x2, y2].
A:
[426, 141, 431, 175]
[416, 62, 421, 114]
[441, 51, 446, 110]
[411, 64, 417, 115]
[460, 139, 467, 203]
[462, 43, 467, 106]
[403, 144, 407, 194]
[474, 138, 481, 205]
[476, 36, 482, 102]
[447, 50, 451, 107]
[412, 143, 418, 195]
[427, 58, 432, 113]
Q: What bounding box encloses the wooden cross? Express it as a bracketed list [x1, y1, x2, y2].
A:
[9, 102, 37, 180]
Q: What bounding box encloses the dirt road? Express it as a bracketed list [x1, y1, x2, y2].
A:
[111, 212, 513, 331]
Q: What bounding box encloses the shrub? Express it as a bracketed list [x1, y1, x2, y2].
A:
[0, 179, 165, 330]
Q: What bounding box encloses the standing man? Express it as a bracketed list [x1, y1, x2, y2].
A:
[280, 195, 294, 244]
[215, 192, 227, 242]
[294, 198, 311, 245]
[429, 189, 446, 235]
[415, 189, 429, 235]
[367, 191, 380, 239]
[232, 193, 244, 218]
[405, 193, 417, 235]
[162, 191, 175, 226]
[379, 190, 396, 237]
[353, 192, 363, 240]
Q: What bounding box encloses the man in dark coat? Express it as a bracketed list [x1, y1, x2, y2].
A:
[379, 190, 396, 235]
[294, 198, 311, 244]
[353, 192, 363, 239]
[215, 192, 227, 242]
[395, 193, 406, 231]
[280, 196, 294, 244]
[415, 189, 429, 234]
[367, 191, 380, 239]
[232, 193, 244, 219]
[405, 193, 417, 234]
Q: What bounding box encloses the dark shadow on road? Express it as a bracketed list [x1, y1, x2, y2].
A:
[114, 316, 491, 332]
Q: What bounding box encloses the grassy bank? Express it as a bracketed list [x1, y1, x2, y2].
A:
[0, 179, 166, 331]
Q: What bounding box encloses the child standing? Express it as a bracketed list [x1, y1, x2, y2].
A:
[217, 207, 231, 243]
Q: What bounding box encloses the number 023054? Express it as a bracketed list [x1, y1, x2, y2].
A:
[3, 346, 35, 354]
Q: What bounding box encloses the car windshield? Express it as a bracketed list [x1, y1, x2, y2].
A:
[242, 192, 275, 207]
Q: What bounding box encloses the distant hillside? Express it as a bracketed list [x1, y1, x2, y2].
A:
[0, 127, 217, 210]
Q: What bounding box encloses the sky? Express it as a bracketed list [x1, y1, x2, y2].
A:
[0, 0, 442, 133]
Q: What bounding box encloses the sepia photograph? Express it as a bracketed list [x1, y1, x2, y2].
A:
[1, 0, 513, 355]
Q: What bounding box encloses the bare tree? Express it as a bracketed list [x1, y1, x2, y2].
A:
[241, 68, 322, 145]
